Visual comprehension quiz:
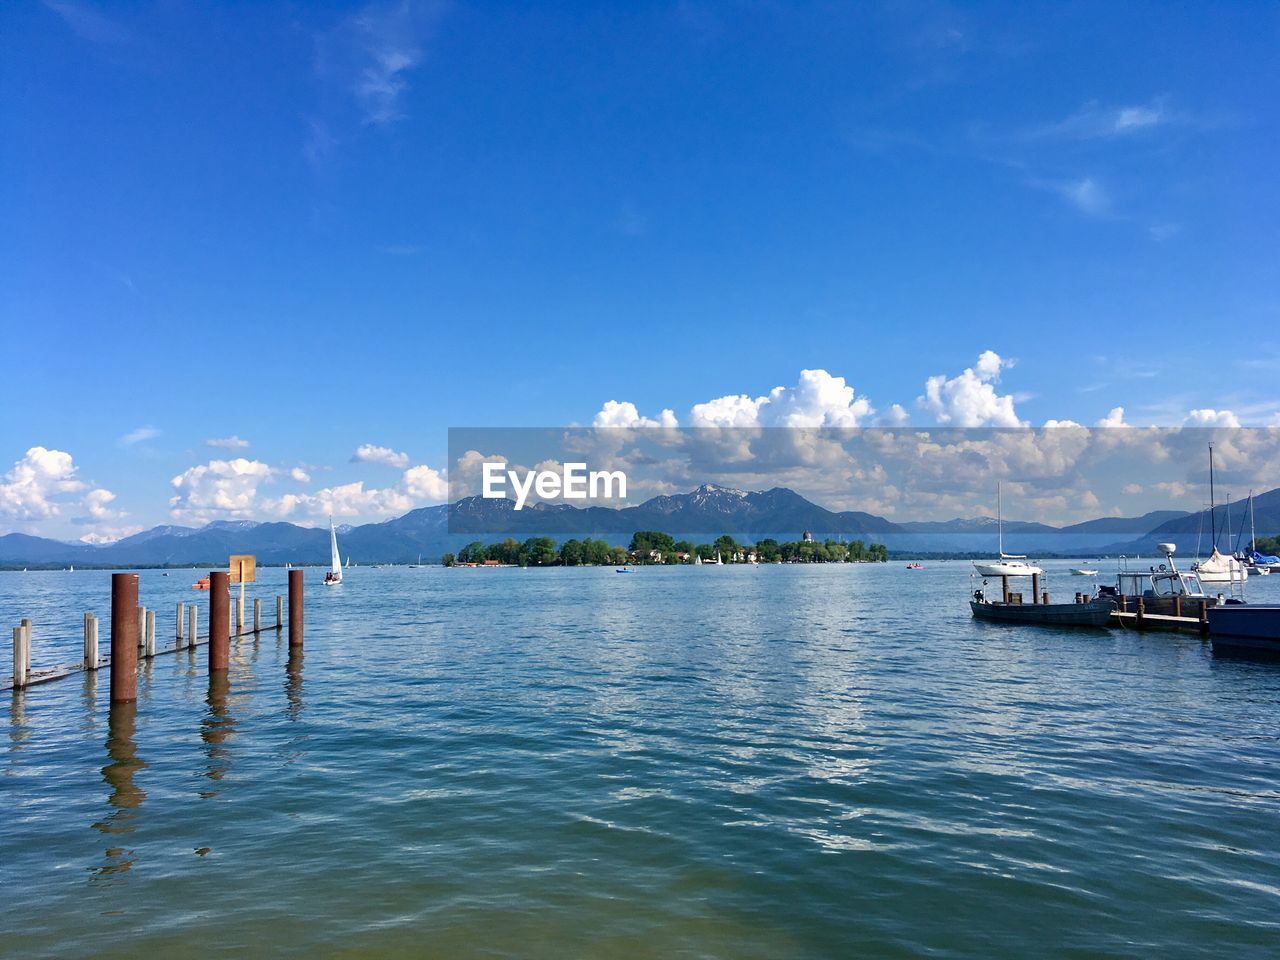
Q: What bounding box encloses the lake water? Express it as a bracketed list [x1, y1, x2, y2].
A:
[3, 562, 1280, 958]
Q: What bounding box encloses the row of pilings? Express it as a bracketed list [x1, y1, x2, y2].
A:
[100, 568, 304, 702]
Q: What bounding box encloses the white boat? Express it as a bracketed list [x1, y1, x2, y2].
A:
[1238, 491, 1275, 575]
[694, 554, 703, 565]
[713, 551, 723, 565]
[324, 516, 343, 586]
[973, 483, 1042, 578]
[1192, 445, 1247, 592]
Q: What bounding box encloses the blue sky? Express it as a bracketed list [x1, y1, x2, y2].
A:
[2, 1, 1278, 539]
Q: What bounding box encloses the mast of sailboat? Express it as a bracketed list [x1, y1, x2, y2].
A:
[1250, 490, 1257, 553]
[1209, 443, 1217, 549]
[997, 481, 1003, 557]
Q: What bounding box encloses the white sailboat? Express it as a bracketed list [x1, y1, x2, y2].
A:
[324, 516, 343, 586]
[694, 554, 703, 565]
[973, 482, 1042, 578]
[1192, 445, 1246, 587]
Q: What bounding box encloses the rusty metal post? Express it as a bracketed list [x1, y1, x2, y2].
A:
[288, 569, 303, 648]
[1031, 573, 1040, 605]
[110, 573, 139, 702]
[209, 571, 230, 673]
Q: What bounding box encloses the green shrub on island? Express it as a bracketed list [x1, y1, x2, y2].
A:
[442, 533, 887, 566]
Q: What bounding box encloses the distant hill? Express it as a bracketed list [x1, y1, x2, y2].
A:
[0, 485, 1271, 567]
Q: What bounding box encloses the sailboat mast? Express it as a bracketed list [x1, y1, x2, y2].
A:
[997, 482, 1003, 557]
[1250, 491, 1257, 553]
[1209, 444, 1217, 548]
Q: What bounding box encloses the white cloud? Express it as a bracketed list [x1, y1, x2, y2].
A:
[82, 487, 119, 520]
[0, 447, 87, 519]
[918, 351, 1025, 427]
[402, 464, 448, 501]
[1184, 409, 1241, 429]
[689, 369, 874, 428]
[290, 467, 312, 483]
[1055, 177, 1109, 216]
[352, 443, 410, 468]
[119, 425, 160, 447]
[43, 0, 133, 46]
[169, 458, 276, 523]
[206, 435, 250, 450]
[1122, 483, 1143, 495]
[593, 400, 679, 429]
[318, 1, 435, 127]
[271, 482, 413, 520]
[1096, 406, 1129, 428]
[1029, 99, 1169, 140]
[875, 403, 911, 428]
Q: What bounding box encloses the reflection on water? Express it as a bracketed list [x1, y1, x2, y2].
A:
[8, 689, 30, 756]
[285, 649, 304, 721]
[200, 672, 237, 798]
[92, 702, 146, 881]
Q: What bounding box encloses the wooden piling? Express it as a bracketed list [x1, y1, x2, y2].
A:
[276, 594, 283, 629]
[176, 602, 185, 642]
[231, 597, 240, 637]
[209, 571, 230, 672]
[110, 573, 139, 703]
[137, 605, 146, 650]
[1031, 573, 1040, 605]
[12, 626, 26, 689]
[1001, 575, 1009, 603]
[1136, 596, 1146, 628]
[188, 604, 198, 650]
[1199, 599, 1209, 635]
[85, 613, 99, 670]
[1173, 596, 1181, 619]
[253, 597, 261, 634]
[288, 569, 303, 649]
[145, 609, 156, 658]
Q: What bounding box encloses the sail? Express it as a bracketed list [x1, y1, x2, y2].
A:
[329, 518, 342, 580]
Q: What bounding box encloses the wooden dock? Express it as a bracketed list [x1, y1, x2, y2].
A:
[1110, 610, 1209, 635]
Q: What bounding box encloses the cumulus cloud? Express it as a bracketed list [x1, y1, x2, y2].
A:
[0, 447, 87, 519]
[206, 435, 250, 450]
[352, 443, 410, 468]
[918, 351, 1026, 427]
[290, 467, 312, 483]
[402, 464, 448, 501]
[593, 400, 679, 429]
[1183, 408, 1241, 429]
[689, 369, 874, 428]
[1096, 406, 1128, 428]
[169, 458, 276, 523]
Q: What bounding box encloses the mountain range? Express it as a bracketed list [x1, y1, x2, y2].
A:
[2, 483, 1275, 567]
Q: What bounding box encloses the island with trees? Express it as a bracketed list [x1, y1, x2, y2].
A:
[442, 531, 889, 567]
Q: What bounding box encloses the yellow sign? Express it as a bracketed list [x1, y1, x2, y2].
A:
[229, 554, 256, 584]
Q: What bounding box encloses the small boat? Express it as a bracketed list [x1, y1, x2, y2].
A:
[1193, 445, 1247, 590]
[1069, 568, 1099, 576]
[192, 577, 211, 590]
[1098, 543, 1219, 616]
[970, 595, 1114, 628]
[694, 554, 703, 566]
[323, 516, 343, 586]
[906, 563, 923, 570]
[972, 483, 1043, 578]
[615, 567, 633, 574]
[713, 552, 723, 566]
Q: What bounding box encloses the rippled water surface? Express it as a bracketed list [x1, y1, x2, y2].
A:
[3, 563, 1280, 958]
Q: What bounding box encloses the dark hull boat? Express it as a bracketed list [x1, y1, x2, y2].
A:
[970, 599, 1114, 628]
[1207, 605, 1280, 653]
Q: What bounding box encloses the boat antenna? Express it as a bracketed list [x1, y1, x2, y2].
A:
[1208, 443, 1217, 550]
[997, 481, 1003, 557]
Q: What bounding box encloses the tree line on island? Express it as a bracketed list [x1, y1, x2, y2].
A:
[442, 531, 890, 567]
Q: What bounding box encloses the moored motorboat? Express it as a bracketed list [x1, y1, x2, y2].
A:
[1208, 605, 1280, 654]
[970, 596, 1114, 628]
